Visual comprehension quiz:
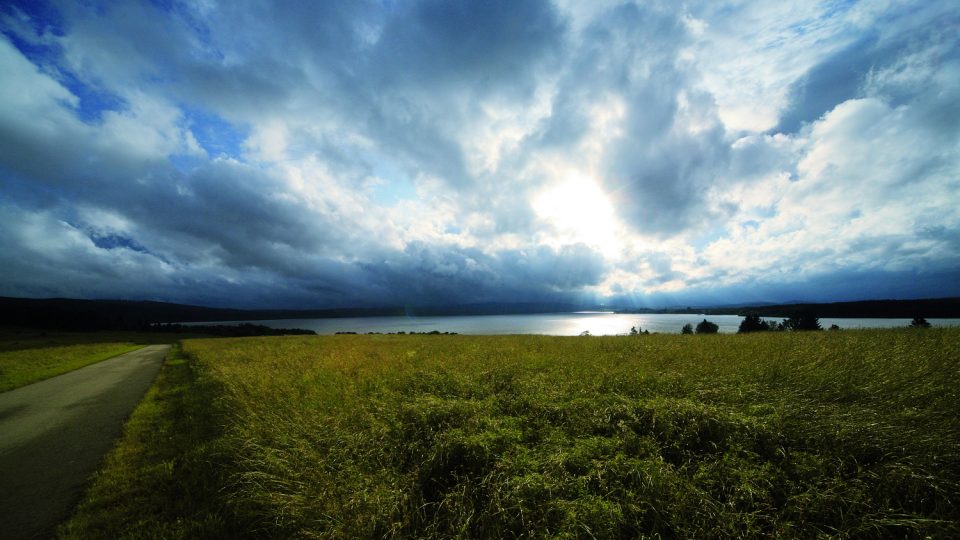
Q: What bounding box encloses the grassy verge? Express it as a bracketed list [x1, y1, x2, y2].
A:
[64, 329, 960, 538]
[58, 344, 236, 539]
[0, 342, 143, 392]
[0, 329, 207, 392]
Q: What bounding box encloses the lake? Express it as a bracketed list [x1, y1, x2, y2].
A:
[184, 312, 960, 335]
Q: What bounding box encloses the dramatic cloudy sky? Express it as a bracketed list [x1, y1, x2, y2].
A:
[1, 0, 958, 309]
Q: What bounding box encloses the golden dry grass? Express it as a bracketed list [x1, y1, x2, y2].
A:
[64, 329, 960, 538]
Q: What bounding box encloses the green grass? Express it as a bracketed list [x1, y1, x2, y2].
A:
[0, 342, 142, 392]
[0, 329, 203, 392]
[58, 344, 235, 539]
[64, 329, 960, 538]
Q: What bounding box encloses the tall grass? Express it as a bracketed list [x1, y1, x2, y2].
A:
[60, 329, 960, 537]
[59, 345, 237, 539]
[154, 329, 958, 538]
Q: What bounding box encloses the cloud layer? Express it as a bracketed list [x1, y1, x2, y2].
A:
[1, 0, 958, 308]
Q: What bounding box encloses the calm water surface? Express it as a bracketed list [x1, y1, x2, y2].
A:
[187, 313, 960, 336]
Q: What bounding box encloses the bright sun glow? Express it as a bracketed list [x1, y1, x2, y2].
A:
[533, 175, 621, 258]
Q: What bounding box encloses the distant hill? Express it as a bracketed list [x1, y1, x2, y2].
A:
[405, 302, 584, 316]
[3, 296, 958, 332]
[0, 297, 585, 331]
[0, 297, 398, 331]
[699, 297, 960, 318]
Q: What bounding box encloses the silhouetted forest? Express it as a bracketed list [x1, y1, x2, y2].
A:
[151, 323, 315, 337]
[620, 298, 960, 318]
[0, 297, 582, 331]
[714, 298, 960, 318]
[2, 296, 958, 333]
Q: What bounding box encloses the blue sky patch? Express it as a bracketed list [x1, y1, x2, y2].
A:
[2, 6, 126, 124]
[180, 106, 248, 159]
[90, 232, 149, 253]
[1, 0, 64, 37]
[370, 159, 418, 205]
[58, 70, 127, 123]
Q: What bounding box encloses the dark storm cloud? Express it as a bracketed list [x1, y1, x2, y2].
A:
[352, 242, 607, 307]
[355, 0, 565, 187]
[605, 266, 960, 311]
[371, 0, 563, 92]
[0, 195, 607, 308]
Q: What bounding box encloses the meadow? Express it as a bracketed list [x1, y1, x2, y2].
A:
[0, 329, 205, 392]
[63, 329, 960, 538]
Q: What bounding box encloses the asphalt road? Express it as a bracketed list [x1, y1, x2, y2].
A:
[0, 344, 169, 539]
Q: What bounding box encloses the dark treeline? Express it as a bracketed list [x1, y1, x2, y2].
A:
[0, 297, 584, 332]
[736, 313, 823, 333]
[0, 297, 318, 335]
[3, 296, 957, 333]
[711, 297, 960, 318]
[733, 314, 934, 334]
[617, 297, 960, 318]
[0, 296, 400, 331]
[152, 323, 316, 337]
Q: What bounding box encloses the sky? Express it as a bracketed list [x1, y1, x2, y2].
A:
[1, 0, 958, 309]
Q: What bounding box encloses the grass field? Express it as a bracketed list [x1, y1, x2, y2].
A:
[63, 329, 960, 538]
[0, 329, 204, 392]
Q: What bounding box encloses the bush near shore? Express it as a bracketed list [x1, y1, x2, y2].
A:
[64, 329, 960, 538]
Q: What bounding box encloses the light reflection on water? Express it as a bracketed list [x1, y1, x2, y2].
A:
[182, 313, 960, 336]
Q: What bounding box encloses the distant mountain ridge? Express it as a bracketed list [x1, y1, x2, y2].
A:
[1, 296, 958, 332]
[0, 297, 584, 331]
[700, 297, 960, 318]
[615, 298, 960, 318]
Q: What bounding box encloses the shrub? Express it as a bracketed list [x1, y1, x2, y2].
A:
[909, 317, 931, 329]
[695, 319, 719, 334]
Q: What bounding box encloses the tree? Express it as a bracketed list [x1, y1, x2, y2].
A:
[782, 313, 822, 331]
[695, 319, 719, 334]
[829, 324, 841, 331]
[738, 314, 770, 333]
[681, 323, 693, 334]
[909, 317, 931, 329]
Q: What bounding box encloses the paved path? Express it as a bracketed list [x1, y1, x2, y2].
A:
[0, 344, 169, 539]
